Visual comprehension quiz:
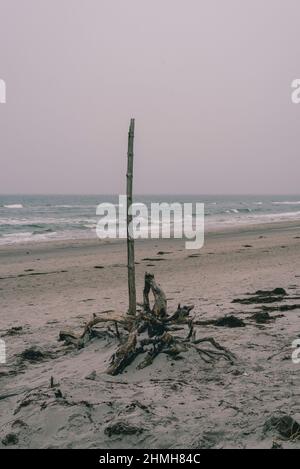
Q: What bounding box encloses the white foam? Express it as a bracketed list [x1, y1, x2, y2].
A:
[0, 231, 33, 245]
[225, 209, 239, 214]
[3, 204, 23, 209]
[53, 205, 74, 208]
[272, 201, 300, 205]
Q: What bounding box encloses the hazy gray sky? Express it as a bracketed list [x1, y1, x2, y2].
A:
[0, 0, 299, 194]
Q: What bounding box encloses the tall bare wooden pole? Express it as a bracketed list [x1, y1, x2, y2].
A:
[126, 118, 136, 316]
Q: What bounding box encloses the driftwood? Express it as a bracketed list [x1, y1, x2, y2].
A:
[57, 122, 234, 374]
[126, 118, 136, 316]
[143, 272, 167, 318]
[59, 312, 126, 348]
[59, 273, 235, 375]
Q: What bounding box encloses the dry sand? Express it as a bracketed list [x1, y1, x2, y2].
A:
[0, 221, 300, 448]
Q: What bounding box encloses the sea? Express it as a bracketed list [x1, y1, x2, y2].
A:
[0, 194, 300, 245]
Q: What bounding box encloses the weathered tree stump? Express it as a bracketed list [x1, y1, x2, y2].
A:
[59, 273, 235, 374]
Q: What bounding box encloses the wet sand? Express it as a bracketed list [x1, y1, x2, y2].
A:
[0, 221, 300, 448]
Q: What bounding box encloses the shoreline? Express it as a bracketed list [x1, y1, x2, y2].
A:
[1, 219, 300, 256]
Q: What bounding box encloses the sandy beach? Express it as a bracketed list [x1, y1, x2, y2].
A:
[0, 220, 300, 448]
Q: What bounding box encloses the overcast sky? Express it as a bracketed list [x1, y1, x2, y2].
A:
[0, 0, 299, 194]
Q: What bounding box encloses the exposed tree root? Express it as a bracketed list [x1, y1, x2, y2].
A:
[58, 312, 126, 348]
[59, 273, 236, 374]
[187, 337, 235, 364]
